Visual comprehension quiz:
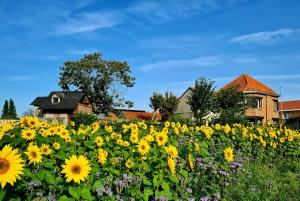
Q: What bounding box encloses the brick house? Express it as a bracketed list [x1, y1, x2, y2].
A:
[31, 91, 93, 125]
[279, 100, 300, 120]
[175, 74, 280, 123]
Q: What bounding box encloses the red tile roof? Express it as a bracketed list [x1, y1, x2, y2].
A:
[222, 74, 279, 96]
[279, 100, 300, 111]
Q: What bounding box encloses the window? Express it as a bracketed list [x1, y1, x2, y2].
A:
[246, 97, 262, 109]
[283, 112, 289, 119]
[52, 96, 60, 104]
[273, 100, 279, 111]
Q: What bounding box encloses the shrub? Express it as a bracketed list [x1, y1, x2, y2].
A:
[71, 112, 98, 127]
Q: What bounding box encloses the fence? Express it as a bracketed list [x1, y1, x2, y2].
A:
[0, 119, 18, 125]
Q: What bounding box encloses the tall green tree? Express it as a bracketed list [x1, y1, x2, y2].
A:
[187, 77, 216, 124]
[149, 91, 178, 121]
[59, 52, 135, 115]
[8, 99, 17, 119]
[149, 92, 164, 111]
[215, 86, 246, 124]
[1, 100, 9, 119]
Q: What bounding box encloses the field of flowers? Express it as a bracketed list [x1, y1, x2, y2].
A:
[0, 117, 299, 201]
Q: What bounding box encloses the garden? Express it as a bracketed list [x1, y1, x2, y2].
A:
[0, 117, 299, 201]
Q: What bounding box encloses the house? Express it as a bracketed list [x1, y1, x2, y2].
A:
[279, 100, 300, 120]
[31, 91, 93, 125]
[175, 74, 280, 123]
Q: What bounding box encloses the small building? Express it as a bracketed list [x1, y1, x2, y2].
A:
[222, 74, 280, 123]
[109, 109, 156, 120]
[31, 91, 93, 125]
[279, 100, 300, 120]
[175, 74, 280, 123]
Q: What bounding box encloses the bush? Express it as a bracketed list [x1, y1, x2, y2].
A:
[71, 112, 98, 128]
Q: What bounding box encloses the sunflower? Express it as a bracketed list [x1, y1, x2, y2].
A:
[98, 149, 108, 165]
[94, 136, 104, 147]
[130, 133, 139, 144]
[137, 140, 150, 156]
[167, 157, 176, 175]
[25, 144, 42, 164]
[156, 132, 168, 146]
[0, 144, 25, 188]
[224, 147, 234, 163]
[165, 145, 178, 159]
[27, 117, 39, 127]
[21, 129, 36, 141]
[61, 155, 91, 184]
[125, 159, 134, 169]
[40, 144, 52, 155]
[53, 142, 61, 150]
[188, 154, 194, 170]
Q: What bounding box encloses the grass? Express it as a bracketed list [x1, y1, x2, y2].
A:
[223, 158, 300, 201]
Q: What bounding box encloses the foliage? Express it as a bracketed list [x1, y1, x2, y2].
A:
[1, 99, 17, 119]
[149, 91, 178, 121]
[1, 100, 9, 119]
[187, 78, 216, 124]
[214, 86, 247, 125]
[0, 117, 299, 201]
[149, 92, 164, 111]
[59, 52, 135, 115]
[71, 113, 98, 128]
[8, 99, 17, 119]
[224, 159, 300, 201]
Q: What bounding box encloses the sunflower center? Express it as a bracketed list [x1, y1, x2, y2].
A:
[159, 137, 163, 141]
[42, 148, 47, 153]
[31, 151, 37, 158]
[26, 133, 31, 137]
[0, 158, 10, 174]
[141, 145, 146, 150]
[71, 165, 81, 174]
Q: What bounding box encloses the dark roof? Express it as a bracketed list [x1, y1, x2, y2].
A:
[31, 91, 85, 110]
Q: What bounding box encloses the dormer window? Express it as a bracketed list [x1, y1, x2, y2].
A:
[52, 95, 60, 104]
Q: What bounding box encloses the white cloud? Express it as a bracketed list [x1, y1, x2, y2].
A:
[54, 12, 122, 35]
[127, 0, 243, 22]
[140, 54, 259, 71]
[69, 48, 98, 55]
[230, 28, 300, 45]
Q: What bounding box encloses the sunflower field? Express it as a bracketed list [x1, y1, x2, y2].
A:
[0, 117, 299, 201]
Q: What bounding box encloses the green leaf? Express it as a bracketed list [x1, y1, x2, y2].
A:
[69, 187, 80, 200]
[58, 196, 75, 201]
[153, 176, 159, 187]
[181, 170, 189, 178]
[45, 172, 56, 185]
[92, 181, 104, 191]
[161, 182, 170, 191]
[169, 175, 179, 184]
[143, 179, 152, 186]
[81, 188, 93, 201]
[0, 190, 6, 201]
[36, 170, 46, 181]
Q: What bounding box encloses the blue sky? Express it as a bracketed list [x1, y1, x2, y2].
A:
[1, 0, 300, 115]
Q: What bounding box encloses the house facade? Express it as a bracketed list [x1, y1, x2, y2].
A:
[175, 74, 280, 123]
[279, 100, 300, 120]
[31, 91, 93, 125]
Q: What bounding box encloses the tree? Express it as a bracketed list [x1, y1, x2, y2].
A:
[187, 77, 216, 124]
[149, 92, 164, 111]
[214, 86, 246, 124]
[160, 91, 178, 121]
[1, 100, 9, 119]
[149, 91, 178, 121]
[8, 99, 17, 119]
[59, 52, 135, 115]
